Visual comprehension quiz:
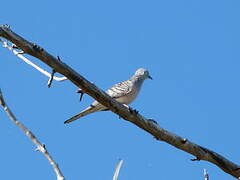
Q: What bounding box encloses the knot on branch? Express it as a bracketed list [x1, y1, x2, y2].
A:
[35, 144, 47, 153]
[235, 167, 240, 171]
[191, 157, 201, 161]
[180, 138, 188, 144]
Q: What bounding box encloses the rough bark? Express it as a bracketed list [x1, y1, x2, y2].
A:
[0, 25, 239, 179]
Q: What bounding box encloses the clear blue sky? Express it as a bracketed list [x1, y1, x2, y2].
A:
[1, 0, 240, 179]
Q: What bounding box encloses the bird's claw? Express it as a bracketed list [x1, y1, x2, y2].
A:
[148, 119, 158, 125]
[128, 107, 139, 115]
[32, 44, 44, 52]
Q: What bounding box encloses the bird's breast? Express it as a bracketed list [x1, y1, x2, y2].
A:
[115, 88, 139, 105]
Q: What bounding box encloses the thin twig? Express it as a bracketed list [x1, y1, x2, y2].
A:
[76, 89, 85, 101]
[1, 25, 240, 179]
[48, 69, 56, 87]
[113, 159, 124, 180]
[0, 40, 67, 81]
[0, 89, 65, 180]
[204, 169, 209, 180]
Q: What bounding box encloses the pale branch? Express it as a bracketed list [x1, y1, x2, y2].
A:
[0, 25, 240, 179]
[0, 89, 65, 180]
[204, 169, 209, 180]
[113, 159, 124, 180]
[0, 39, 67, 82]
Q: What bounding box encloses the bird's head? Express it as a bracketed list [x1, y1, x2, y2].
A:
[134, 68, 152, 80]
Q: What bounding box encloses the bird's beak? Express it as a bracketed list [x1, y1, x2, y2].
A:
[148, 75, 153, 80]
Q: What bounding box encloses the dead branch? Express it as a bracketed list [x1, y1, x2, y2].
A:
[113, 159, 124, 180]
[0, 88, 65, 180]
[1, 25, 240, 179]
[0, 39, 67, 82]
[204, 169, 209, 180]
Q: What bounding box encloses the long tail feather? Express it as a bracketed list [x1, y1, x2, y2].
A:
[64, 106, 98, 124]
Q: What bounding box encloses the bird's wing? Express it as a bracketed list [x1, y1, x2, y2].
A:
[106, 80, 133, 99]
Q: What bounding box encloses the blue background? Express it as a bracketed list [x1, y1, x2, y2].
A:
[1, 0, 240, 179]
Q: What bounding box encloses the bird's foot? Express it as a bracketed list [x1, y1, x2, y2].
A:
[148, 119, 158, 125]
[128, 107, 139, 115]
[32, 43, 44, 52]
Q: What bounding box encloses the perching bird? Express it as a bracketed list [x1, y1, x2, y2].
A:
[64, 68, 152, 124]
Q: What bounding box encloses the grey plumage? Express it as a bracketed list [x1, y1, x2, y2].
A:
[64, 68, 152, 124]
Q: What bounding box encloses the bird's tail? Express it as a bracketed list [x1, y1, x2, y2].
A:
[64, 106, 98, 124]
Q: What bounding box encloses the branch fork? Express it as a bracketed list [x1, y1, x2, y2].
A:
[1, 25, 240, 179]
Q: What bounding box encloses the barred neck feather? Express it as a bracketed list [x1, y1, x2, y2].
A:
[130, 75, 146, 82]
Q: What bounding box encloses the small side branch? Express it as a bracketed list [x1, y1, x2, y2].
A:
[113, 159, 124, 180]
[48, 69, 56, 87]
[0, 39, 67, 82]
[1, 25, 240, 179]
[76, 89, 85, 101]
[0, 89, 65, 180]
[204, 169, 209, 180]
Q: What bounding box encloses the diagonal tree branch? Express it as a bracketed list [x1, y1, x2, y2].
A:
[0, 25, 240, 179]
[0, 88, 65, 180]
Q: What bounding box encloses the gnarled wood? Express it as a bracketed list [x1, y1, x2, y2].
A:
[1, 25, 240, 179]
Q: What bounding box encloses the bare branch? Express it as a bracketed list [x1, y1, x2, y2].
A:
[0, 39, 67, 82]
[1, 25, 240, 179]
[48, 69, 56, 87]
[0, 89, 65, 180]
[113, 159, 124, 180]
[204, 169, 209, 180]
